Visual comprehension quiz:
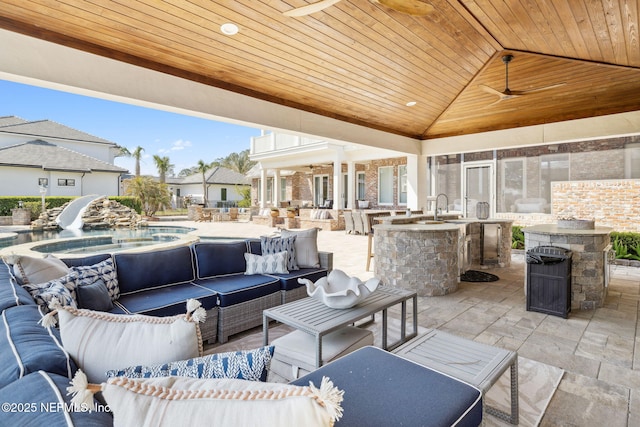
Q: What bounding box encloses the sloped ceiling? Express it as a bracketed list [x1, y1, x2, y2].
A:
[0, 0, 638, 141]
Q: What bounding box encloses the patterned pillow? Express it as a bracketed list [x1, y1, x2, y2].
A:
[71, 258, 119, 301]
[22, 272, 78, 311]
[261, 235, 298, 271]
[244, 252, 288, 275]
[107, 346, 275, 382]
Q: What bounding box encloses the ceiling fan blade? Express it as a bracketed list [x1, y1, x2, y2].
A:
[509, 82, 567, 96]
[373, 0, 435, 16]
[478, 84, 504, 97]
[283, 0, 343, 17]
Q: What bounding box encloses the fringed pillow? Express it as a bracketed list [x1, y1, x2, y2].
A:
[10, 254, 70, 285]
[69, 373, 343, 427]
[42, 299, 206, 383]
[106, 346, 274, 382]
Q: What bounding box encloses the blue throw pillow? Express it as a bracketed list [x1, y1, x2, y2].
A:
[76, 279, 114, 312]
[107, 346, 274, 382]
[261, 235, 298, 271]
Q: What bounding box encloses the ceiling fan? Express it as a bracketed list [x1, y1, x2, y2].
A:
[283, 0, 434, 17]
[478, 54, 566, 105]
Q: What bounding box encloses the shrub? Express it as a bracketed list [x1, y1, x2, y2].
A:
[511, 226, 525, 250]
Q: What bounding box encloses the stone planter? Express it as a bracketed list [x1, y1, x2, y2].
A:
[11, 208, 32, 225]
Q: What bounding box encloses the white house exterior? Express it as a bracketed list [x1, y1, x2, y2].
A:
[169, 167, 250, 208]
[0, 116, 127, 197]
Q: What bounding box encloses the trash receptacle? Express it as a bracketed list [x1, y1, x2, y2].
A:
[526, 246, 572, 318]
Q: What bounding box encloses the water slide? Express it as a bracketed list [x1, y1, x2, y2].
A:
[55, 194, 102, 230]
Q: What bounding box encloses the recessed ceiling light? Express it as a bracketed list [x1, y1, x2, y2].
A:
[406, 101, 417, 107]
[220, 23, 239, 35]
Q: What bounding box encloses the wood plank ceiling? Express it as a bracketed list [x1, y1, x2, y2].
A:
[0, 0, 638, 141]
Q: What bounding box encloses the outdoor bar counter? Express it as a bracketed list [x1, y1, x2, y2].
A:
[374, 216, 513, 297]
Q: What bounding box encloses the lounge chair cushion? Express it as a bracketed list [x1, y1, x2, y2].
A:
[194, 274, 280, 307]
[269, 267, 328, 291]
[292, 346, 483, 427]
[0, 305, 76, 388]
[107, 346, 275, 382]
[0, 260, 36, 311]
[0, 371, 112, 426]
[61, 253, 112, 267]
[115, 283, 217, 316]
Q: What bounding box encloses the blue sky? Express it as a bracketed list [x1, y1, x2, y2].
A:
[0, 79, 262, 176]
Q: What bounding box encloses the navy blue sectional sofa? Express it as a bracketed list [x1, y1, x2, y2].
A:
[63, 239, 332, 344]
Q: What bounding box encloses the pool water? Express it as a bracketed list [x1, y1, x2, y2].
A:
[0, 226, 195, 251]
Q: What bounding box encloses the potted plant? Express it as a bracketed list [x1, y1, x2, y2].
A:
[270, 207, 280, 217]
[286, 206, 297, 218]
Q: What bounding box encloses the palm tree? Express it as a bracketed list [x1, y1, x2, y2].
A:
[224, 149, 255, 174]
[196, 159, 211, 207]
[119, 146, 145, 176]
[153, 155, 173, 183]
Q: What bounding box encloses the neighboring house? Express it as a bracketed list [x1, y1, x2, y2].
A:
[0, 116, 127, 197]
[249, 131, 640, 232]
[170, 167, 250, 208]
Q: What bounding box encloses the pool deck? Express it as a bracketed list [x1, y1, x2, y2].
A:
[1, 218, 639, 426]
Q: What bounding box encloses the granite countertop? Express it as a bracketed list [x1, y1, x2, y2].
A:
[374, 222, 461, 231]
[522, 224, 613, 235]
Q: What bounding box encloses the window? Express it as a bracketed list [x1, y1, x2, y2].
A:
[499, 158, 525, 213]
[357, 172, 366, 200]
[378, 166, 393, 205]
[625, 143, 640, 178]
[398, 165, 407, 205]
[57, 179, 75, 186]
[221, 188, 227, 201]
[266, 178, 273, 203]
[280, 177, 287, 201]
[540, 154, 569, 210]
[38, 178, 48, 187]
[313, 175, 329, 206]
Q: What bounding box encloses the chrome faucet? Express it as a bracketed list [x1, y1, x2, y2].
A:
[434, 193, 449, 220]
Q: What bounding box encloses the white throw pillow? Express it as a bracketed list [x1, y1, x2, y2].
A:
[244, 252, 289, 275]
[11, 254, 70, 285]
[99, 376, 343, 427]
[51, 303, 204, 383]
[281, 228, 320, 268]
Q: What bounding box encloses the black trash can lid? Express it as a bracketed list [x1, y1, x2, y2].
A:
[526, 246, 572, 264]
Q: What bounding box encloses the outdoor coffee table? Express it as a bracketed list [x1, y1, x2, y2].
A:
[393, 329, 519, 425]
[263, 286, 417, 368]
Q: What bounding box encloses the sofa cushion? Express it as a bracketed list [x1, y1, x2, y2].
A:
[101, 376, 341, 427]
[114, 246, 195, 294]
[0, 305, 76, 389]
[61, 253, 112, 267]
[116, 282, 217, 317]
[192, 241, 249, 278]
[76, 279, 114, 312]
[107, 346, 275, 382]
[194, 274, 280, 307]
[269, 267, 329, 291]
[0, 260, 36, 311]
[281, 228, 320, 268]
[0, 371, 112, 425]
[10, 254, 70, 285]
[261, 235, 298, 270]
[292, 346, 483, 426]
[244, 251, 289, 275]
[71, 258, 120, 301]
[55, 305, 203, 383]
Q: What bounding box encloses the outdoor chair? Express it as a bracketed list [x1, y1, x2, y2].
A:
[352, 210, 365, 235]
[343, 211, 355, 234]
[196, 209, 212, 222]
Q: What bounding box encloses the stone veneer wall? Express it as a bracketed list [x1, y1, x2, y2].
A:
[524, 230, 611, 310]
[551, 179, 640, 232]
[375, 227, 459, 296]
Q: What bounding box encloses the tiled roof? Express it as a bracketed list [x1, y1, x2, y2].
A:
[0, 140, 127, 173]
[0, 117, 116, 146]
[180, 166, 250, 185]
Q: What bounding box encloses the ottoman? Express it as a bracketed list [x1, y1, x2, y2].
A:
[269, 326, 374, 382]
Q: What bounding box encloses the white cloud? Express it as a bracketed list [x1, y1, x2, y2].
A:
[171, 139, 192, 151]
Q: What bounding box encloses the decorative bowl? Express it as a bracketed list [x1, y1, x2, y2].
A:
[298, 269, 380, 309]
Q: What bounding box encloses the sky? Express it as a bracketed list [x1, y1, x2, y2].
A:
[0, 79, 262, 176]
